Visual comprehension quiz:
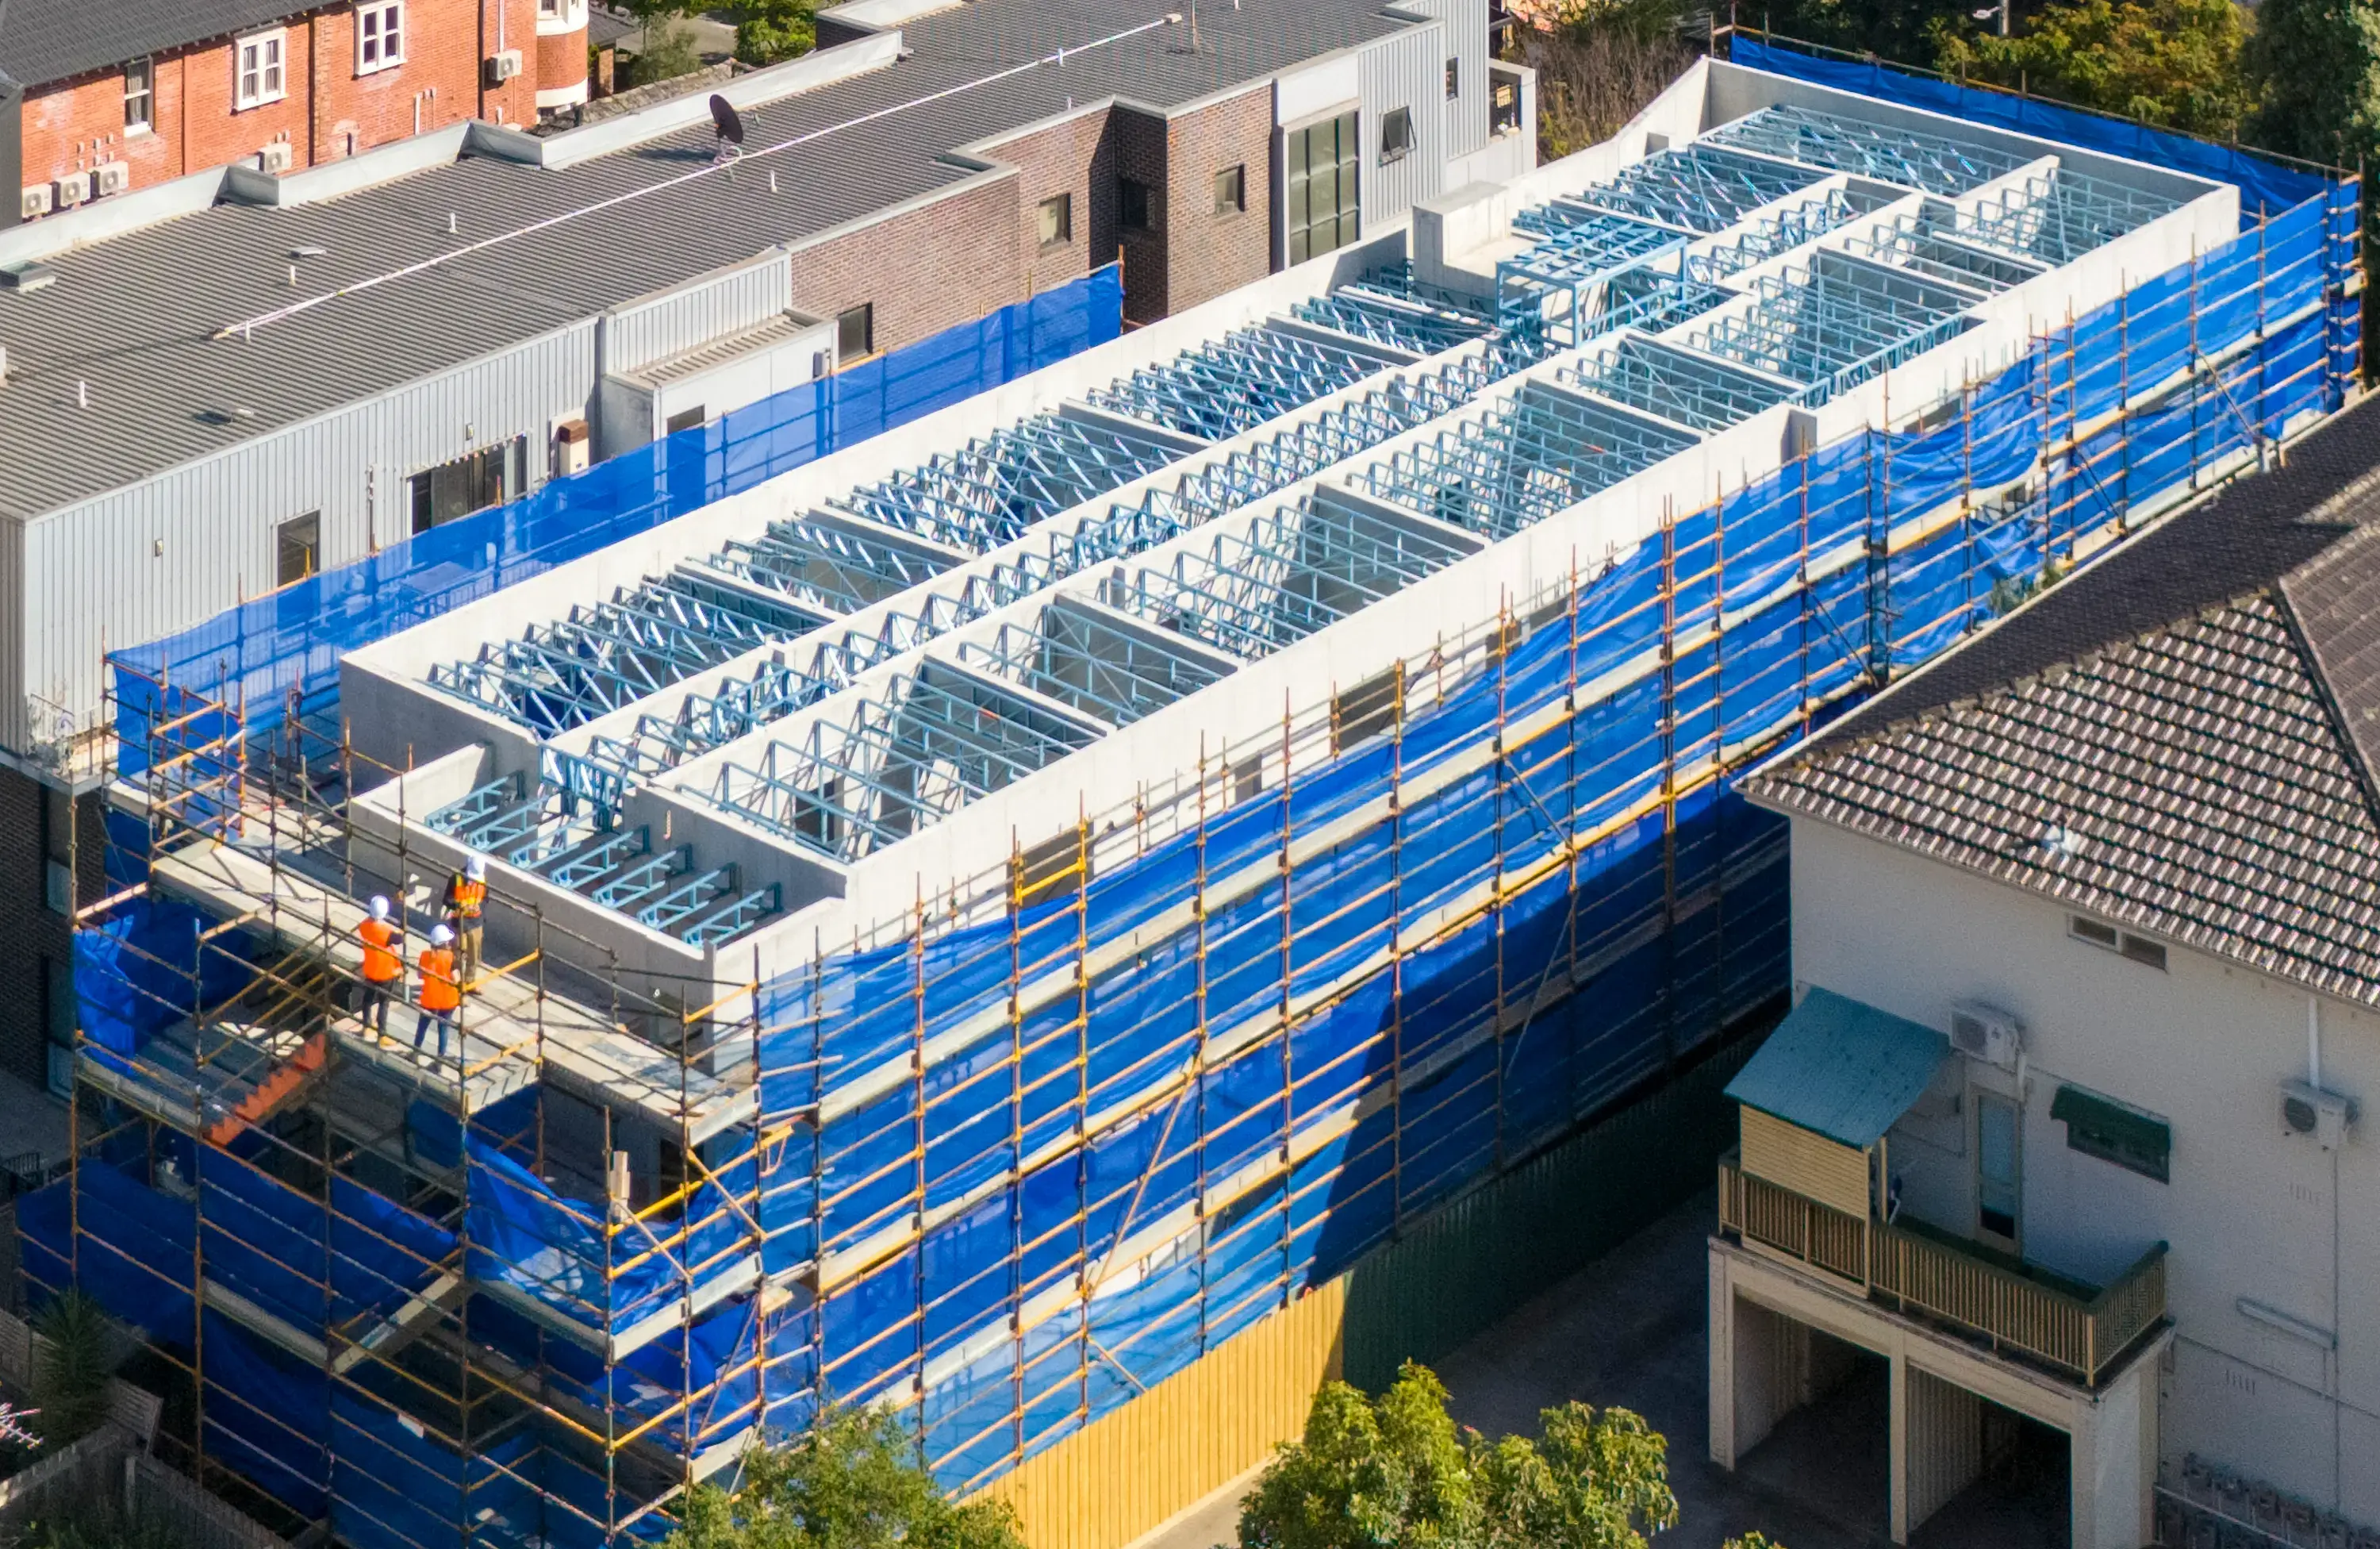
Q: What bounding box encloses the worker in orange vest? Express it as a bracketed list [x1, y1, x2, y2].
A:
[443, 857, 487, 985]
[358, 895, 403, 1040]
[416, 924, 462, 1060]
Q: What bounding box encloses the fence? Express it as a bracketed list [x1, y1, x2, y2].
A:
[110, 267, 1125, 772]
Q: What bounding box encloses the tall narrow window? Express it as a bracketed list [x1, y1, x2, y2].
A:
[1444, 58, 1460, 98]
[236, 29, 287, 109]
[276, 512, 321, 587]
[1975, 1092, 2022, 1248]
[358, 2, 406, 74]
[1285, 111, 1360, 264]
[124, 58, 155, 132]
[836, 303, 874, 362]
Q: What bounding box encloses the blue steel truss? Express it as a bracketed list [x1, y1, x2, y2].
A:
[1292, 280, 1496, 356]
[703, 666, 1102, 862]
[1700, 103, 2029, 194]
[1844, 213, 2048, 294]
[1561, 145, 1822, 234]
[1087, 326, 1391, 440]
[955, 600, 1236, 726]
[1111, 496, 1480, 663]
[830, 413, 1185, 553]
[1559, 335, 1798, 432]
[1688, 250, 1979, 402]
[1688, 186, 1888, 283]
[704, 516, 956, 613]
[427, 572, 820, 735]
[1957, 169, 2182, 266]
[1358, 382, 1701, 540]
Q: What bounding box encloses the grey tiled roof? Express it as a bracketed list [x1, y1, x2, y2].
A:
[0, 0, 309, 89]
[1743, 399, 2380, 1005]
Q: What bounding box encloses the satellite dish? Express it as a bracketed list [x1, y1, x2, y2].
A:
[709, 94, 746, 148]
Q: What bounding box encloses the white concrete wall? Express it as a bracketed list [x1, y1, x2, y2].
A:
[1787, 817, 2380, 1523]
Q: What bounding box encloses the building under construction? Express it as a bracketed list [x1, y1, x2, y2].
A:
[25, 40, 2361, 1549]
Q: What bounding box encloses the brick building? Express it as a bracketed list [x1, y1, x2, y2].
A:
[2, 0, 590, 219]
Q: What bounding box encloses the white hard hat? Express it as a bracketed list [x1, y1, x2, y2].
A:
[431, 924, 455, 947]
[370, 896, 391, 921]
[465, 857, 486, 881]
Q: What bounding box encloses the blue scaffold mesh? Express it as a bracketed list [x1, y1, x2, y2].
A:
[38, 77, 2363, 1543]
[109, 267, 1124, 774]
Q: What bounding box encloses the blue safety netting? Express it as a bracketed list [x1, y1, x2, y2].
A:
[74, 899, 263, 1055]
[743, 184, 2355, 1489]
[109, 267, 1123, 775]
[1733, 38, 2336, 218]
[36, 98, 2364, 1536]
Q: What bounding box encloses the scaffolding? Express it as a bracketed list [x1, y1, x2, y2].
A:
[40, 69, 2363, 1549]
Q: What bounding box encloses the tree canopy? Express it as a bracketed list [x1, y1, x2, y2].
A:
[1236, 1363, 1679, 1549]
[2244, 0, 2380, 169]
[1933, 0, 2248, 136]
[661, 1403, 1027, 1549]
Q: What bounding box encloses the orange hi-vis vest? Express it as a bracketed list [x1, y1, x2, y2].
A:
[359, 918, 401, 983]
[451, 877, 486, 920]
[420, 947, 462, 1012]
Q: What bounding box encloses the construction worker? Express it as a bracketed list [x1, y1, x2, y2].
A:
[416, 924, 462, 1061]
[358, 895, 403, 1040]
[443, 856, 487, 985]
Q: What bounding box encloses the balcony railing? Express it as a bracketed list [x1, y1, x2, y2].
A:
[1718, 1151, 2167, 1386]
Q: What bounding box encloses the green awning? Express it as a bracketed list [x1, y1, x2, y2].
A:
[1725, 988, 1949, 1149]
[2051, 1083, 2171, 1182]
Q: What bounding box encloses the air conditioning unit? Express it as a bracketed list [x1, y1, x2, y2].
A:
[552, 417, 591, 477]
[256, 142, 294, 175]
[2281, 1081, 2355, 1150]
[18, 184, 52, 220]
[92, 161, 130, 198]
[51, 172, 92, 209]
[1950, 1000, 2025, 1071]
[486, 48, 524, 85]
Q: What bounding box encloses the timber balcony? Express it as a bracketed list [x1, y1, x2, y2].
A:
[1718, 1151, 2168, 1388]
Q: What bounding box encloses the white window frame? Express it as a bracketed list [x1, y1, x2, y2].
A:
[124, 57, 155, 133]
[236, 29, 287, 110]
[357, 2, 406, 75]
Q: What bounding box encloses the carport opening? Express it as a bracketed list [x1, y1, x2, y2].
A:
[1735, 1324, 1891, 1539]
[1910, 1400, 2071, 1549]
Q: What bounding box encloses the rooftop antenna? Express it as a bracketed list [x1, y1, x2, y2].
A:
[710, 94, 747, 166]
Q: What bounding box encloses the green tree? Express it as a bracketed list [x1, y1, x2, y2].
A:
[661, 1401, 1028, 1549]
[738, 0, 818, 66]
[32, 1292, 122, 1448]
[1238, 1363, 1679, 1549]
[1932, 0, 2248, 136]
[629, 17, 707, 85]
[2244, 0, 2380, 168]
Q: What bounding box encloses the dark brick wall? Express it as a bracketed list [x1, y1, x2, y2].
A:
[1112, 106, 1169, 323]
[0, 765, 102, 1093]
[978, 106, 1118, 301]
[1162, 84, 1273, 315]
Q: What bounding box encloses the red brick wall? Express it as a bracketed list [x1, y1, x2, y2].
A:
[534, 25, 589, 106]
[784, 172, 1029, 359]
[1164, 85, 1273, 314]
[977, 106, 1117, 300]
[17, 0, 543, 198]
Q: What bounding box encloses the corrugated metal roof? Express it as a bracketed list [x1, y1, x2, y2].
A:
[1725, 988, 1947, 1148]
[1741, 399, 2380, 1008]
[0, 0, 1414, 521]
[0, 0, 309, 89]
[629, 310, 818, 386]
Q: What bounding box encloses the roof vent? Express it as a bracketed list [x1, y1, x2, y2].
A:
[0, 263, 59, 293]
